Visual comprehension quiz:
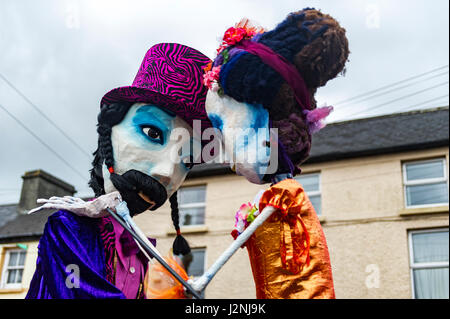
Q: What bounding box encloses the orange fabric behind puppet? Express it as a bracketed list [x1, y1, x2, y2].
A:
[144, 255, 189, 299]
[245, 178, 335, 299]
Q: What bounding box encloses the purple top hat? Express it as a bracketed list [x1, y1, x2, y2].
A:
[101, 43, 212, 132]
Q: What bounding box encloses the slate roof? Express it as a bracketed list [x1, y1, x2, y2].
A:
[0, 204, 19, 229]
[0, 107, 448, 241]
[308, 107, 449, 163]
[0, 209, 56, 242]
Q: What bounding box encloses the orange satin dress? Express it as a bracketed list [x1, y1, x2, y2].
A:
[245, 178, 335, 299]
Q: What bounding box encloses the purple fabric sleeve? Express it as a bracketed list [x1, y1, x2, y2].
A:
[25, 210, 125, 299]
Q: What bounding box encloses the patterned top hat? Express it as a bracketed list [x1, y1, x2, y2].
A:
[101, 43, 213, 133]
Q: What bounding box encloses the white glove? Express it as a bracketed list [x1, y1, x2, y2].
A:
[28, 191, 122, 218]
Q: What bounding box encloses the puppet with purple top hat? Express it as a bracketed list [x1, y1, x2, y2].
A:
[202, 8, 349, 298]
[25, 43, 212, 299]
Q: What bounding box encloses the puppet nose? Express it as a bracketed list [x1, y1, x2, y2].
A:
[153, 175, 171, 188]
[150, 162, 175, 187]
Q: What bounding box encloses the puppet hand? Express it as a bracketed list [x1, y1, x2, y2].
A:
[28, 191, 122, 218]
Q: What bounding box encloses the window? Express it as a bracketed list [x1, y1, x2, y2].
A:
[177, 248, 206, 298]
[178, 185, 206, 226]
[1, 249, 26, 289]
[295, 173, 322, 215]
[184, 248, 206, 278]
[409, 228, 449, 299]
[403, 158, 449, 208]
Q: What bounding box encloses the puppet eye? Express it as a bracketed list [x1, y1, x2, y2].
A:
[141, 125, 163, 144]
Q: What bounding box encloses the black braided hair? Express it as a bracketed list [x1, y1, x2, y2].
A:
[97, 103, 130, 167]
[89, 149, 105, 196]
[169, 192, 191, 256]
[89, 103, 131, 196]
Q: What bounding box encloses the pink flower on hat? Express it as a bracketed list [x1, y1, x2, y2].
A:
[203, 66, 221, 90]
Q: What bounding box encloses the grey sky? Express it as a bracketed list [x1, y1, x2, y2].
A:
[0, 0, 448, 204]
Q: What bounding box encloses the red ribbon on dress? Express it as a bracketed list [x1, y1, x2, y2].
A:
[277, 205, 310, 274]
[259, 179, 311, 274]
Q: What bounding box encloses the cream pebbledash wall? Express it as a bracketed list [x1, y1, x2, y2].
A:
[135, 146, 449, 299]
[312, 147, 449, 299]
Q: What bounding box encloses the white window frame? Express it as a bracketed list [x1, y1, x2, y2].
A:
[1, 248, 26, 289]
[178, 247, 207, 298]
[408, 228, 449, 299]
[193, 247, 207, 298]
[402, 158, 449, 209]
[190, 247, 207, 279]
[295, 172, 322, 215]
[178, 185, 207, 227]
[176, 247, 207, 278]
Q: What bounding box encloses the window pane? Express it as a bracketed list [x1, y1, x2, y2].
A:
[406, 161, 444, 181]
[295, 174, 319, 192]
[406, 182, 449, 206]
[178, 186, 206, 204]
[8, 252, 18, 266]
[180, 207, 205, 226]
[7, 269, 17, 284]
[412, 231, 449, 263]
[309, 195, 322, 216]
[18, 251, 26, 266]
[413, 268, 449, 299]
[15, 269, 23, 284]
[186, 249, 205, 277]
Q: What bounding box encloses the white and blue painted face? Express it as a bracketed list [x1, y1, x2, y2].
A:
[103, 103, 201, 198]
[205, 91, 272, 184]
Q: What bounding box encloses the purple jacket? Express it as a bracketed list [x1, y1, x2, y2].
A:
[26, 210, 148, 299]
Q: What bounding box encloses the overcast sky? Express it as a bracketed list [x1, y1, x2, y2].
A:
[0, 0, 449, 204]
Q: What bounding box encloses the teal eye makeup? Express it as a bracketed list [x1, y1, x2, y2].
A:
[131, 105, 172, 146]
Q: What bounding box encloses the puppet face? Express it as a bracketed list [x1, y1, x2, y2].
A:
[205, 91, 272, 184]
[102, 103, 200, 211]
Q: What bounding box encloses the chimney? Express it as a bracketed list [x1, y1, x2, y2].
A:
[18, 169, 76, 214]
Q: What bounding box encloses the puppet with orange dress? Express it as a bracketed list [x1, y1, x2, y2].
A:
[202, 7, 350, 298]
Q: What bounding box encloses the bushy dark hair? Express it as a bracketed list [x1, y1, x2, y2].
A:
[219, 8, 350, 167]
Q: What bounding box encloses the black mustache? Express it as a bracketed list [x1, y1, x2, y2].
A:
[109, 169, 167, 216]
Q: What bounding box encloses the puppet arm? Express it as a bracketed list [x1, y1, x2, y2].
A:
[28, 191, 122, 218]
[26, 210, 125, 299]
